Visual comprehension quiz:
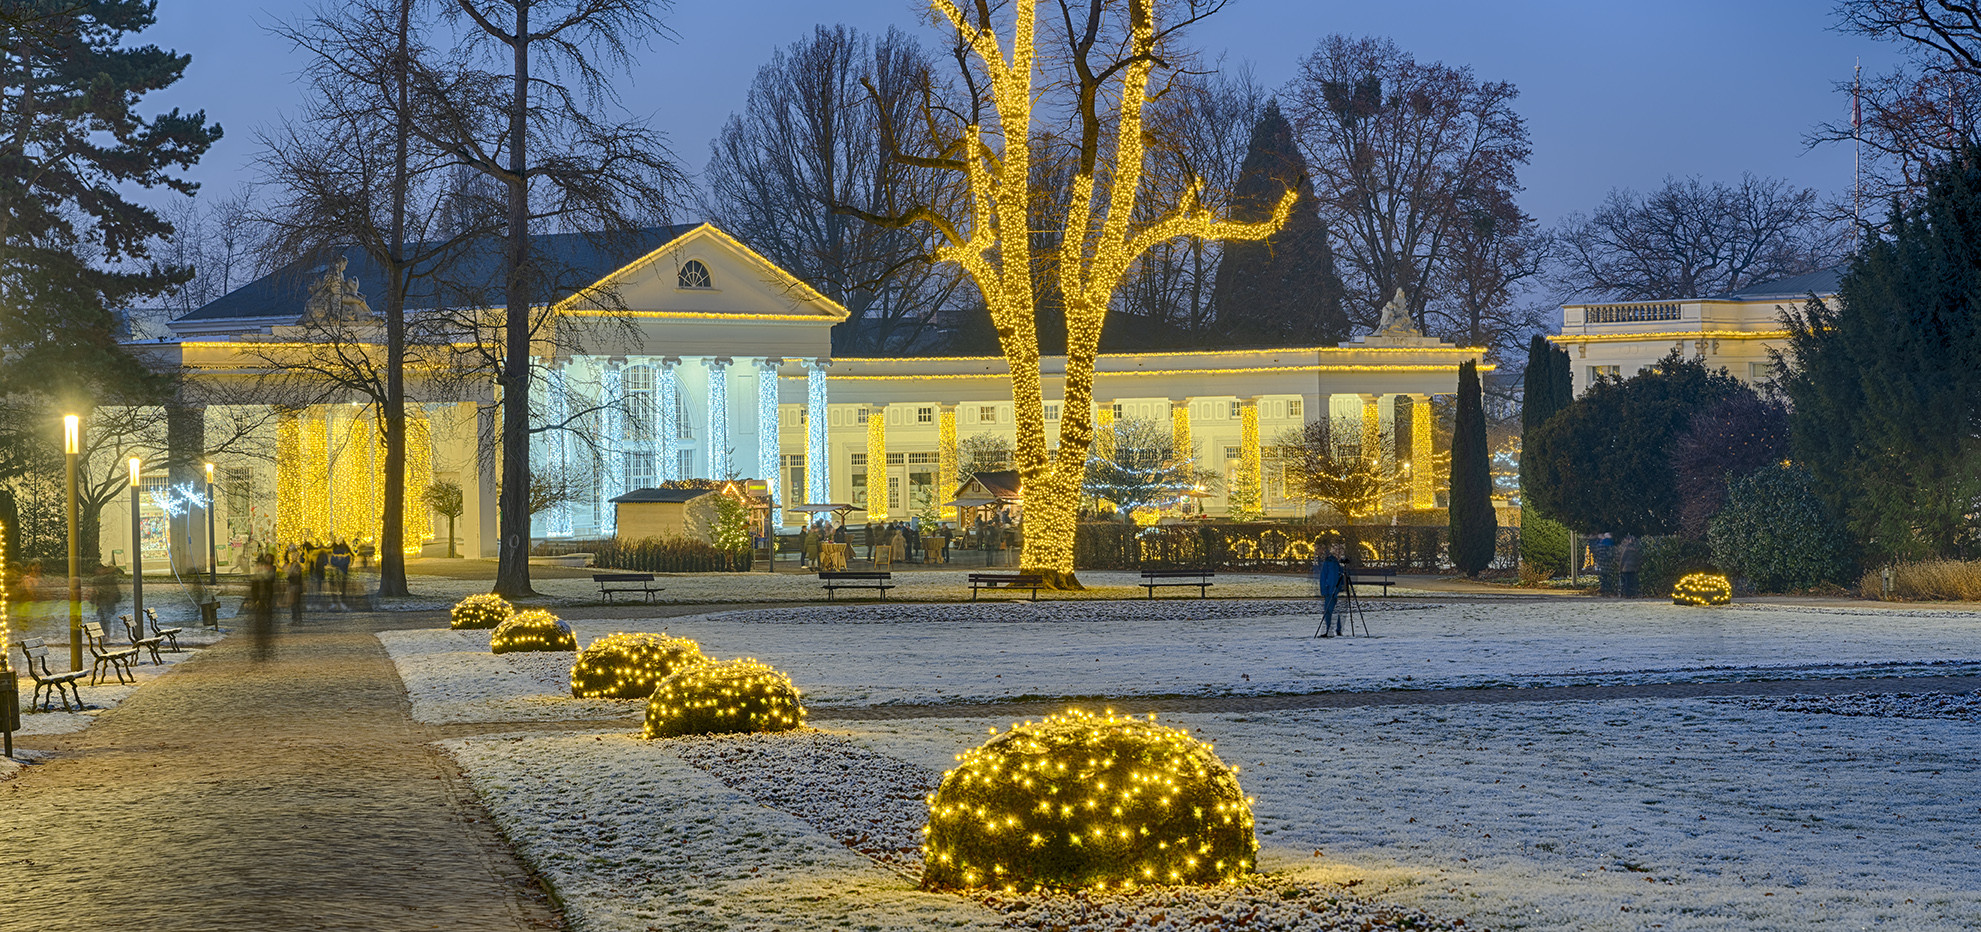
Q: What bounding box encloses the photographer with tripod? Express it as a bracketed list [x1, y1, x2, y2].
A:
[1313, 547, 1346, 637]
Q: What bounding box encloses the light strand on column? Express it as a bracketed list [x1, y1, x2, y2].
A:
[1231, 400, 1263, 520]
[659, 359, 680, 481]
[758, 360, 780, 507]
[806, 361, 829, 504]
[545, 366, 573, 538]
[600, 363, 625, 537]
[706, 358, 730, 479]
[865, 405, 888, 520]
[938, 404, 958, 521]
[1411, 395, 1434, 509]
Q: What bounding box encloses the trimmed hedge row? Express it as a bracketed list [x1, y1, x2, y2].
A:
[593, 536, 753, 573]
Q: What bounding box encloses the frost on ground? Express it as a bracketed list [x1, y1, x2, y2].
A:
[382, 598, 1981, 724]
[6, 645, 207, 737]
[1710, 689, 1981, 719]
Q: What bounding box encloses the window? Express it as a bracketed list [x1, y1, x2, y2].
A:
[676, 259, 712, 289]
[798, 407, 807, 425]
[782, 454, 806, 505]
[626, 452, 656, 489]
[1589, 365, 1620, 382]
[675, 449, 696, 481]
[978, 405, 997, 423]
[907, 452, 938, 464]
[857, 407, 870, 424]
[624, 365, 654, 443]
[1110, 403, 1123, 419]
[1748, 361, 1773, 382]
[917, 406, 933, 423]
[888, 475, 901, 510]
[1288, 398, 1303, 419]
[850, 471, 867, 505]
[1224, 445, 1240, 460]
[1228, 400, 1243, 418]
[849, 453, 868, 467]
[886, 452, 905, 465]
[1044, 403, 1060, 421]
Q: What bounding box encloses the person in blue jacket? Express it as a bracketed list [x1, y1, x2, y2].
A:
[1315, 549, 1345, 636]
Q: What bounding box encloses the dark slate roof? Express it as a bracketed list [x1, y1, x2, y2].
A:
[608, 487, 714, 504]
[1726, 267, 1844, 300]
[965, 470, 1023, 500]
[177, 225, 698, 323]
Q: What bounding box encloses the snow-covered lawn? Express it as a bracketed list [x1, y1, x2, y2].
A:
[383, 598, 1981, 724]
[7, 642, 208, 737]
[446, 692, 1981, 931]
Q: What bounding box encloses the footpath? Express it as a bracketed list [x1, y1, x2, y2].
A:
[0, 612, 560, 932]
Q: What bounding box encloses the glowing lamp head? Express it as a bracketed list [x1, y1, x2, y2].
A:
[204, 462, 214, 482]
[128, 457, 142, 486]
[63, 415, 80, 454]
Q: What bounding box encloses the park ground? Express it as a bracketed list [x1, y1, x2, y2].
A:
[3, 561, 1978, 931]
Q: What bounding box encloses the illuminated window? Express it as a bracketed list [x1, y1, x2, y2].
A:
[917, 406, 933, 423]
[978, 405, 997, 423]
[1589, 365, 1620, 382]
[677, 260, 712, 289]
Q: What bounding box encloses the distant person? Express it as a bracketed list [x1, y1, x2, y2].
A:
[285, 553, 306, 625]
[1594, 534, 1617, 597]
[1314, 549, 1345, 637]
[329, 539, 353, 609]
[88, 564, 122, 628]
[1617, 535, 1643, 598]
[250, 554, 278, 661]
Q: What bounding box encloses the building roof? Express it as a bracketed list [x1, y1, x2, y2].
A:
[1725, 267, 1843, 300]
[607, 487, 715, 504]
[176, 225, 699, 324]
[959, 470, 1023, 502]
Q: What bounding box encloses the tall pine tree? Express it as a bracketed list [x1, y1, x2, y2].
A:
[1211, 100, 1348, 345]
[1449, 360, 1498, 575]
[1517, 334, 1573, 573]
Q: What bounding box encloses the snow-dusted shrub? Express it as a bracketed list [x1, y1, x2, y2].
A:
[489, 609, 576, 653]
[570, 632, 706, 699]
[1707, 464, 1851, 592]
[642, 658, 805, 738]
[450, 593, 514, 630]
[921, 709, 1255, 893]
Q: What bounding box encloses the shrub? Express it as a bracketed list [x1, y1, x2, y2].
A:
[490, 609, 576, 653]
[450, 593, 514, 630]
[642, 658, 805, 738]
[570, 632, 706, 699]
[1520, 512, 1569, 577]
[1672, 572, 1732, 605]
[1638, 535, 1715, 596]
[921, 709, 1255, 893]
[1859, 560, 1981, 601]
[593, 535, 752, 573]
[1707, 464, 1851, 592]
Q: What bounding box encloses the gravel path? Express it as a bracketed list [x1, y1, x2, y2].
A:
[0, 614, 561, 932]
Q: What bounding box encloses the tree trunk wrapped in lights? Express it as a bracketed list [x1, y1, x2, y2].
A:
[859, 0, 1293, 587]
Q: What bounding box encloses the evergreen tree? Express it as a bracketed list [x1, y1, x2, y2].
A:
[1449, 360, 1497, 575]
[1781, 149, 1981, 562]
[1210, 100, 1348, 345]
[1517, 335, 1573, 574]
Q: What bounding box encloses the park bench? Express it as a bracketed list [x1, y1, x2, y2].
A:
[142, 607, 185, 651]
[819, 571, 893, 600]
[15, 638, 86, 712]
[122, 615, 166, 665]
[1346, 566, 1397, 596]
[969, 572, 1042, 601]
[80, 621, 139, 686]
[594, 573, 666, 603]
[1141, 568, 1216, 599]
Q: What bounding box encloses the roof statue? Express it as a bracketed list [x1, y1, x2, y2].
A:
[303, 257, 373, 322]
[1373, 287, 1421, 339]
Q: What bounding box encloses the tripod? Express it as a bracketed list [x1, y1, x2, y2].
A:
[1312, 576, 1370, 638]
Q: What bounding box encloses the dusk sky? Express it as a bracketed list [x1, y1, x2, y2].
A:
[148, 0, 1904, 229]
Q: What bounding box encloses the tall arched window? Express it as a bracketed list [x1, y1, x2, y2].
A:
[677, 259, 712, 289]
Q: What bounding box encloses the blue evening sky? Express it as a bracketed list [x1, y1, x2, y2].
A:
[147, 0, 1903, 227]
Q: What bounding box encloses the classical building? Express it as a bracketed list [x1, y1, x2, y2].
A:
[1551, 269, 1840, 396]
[99, 223, 1488, 572]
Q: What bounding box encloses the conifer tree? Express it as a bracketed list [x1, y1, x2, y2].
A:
[1449, 360, 1497, 575]
[1210, 100, 1348, 345]
[1517, 334, 1573, 573]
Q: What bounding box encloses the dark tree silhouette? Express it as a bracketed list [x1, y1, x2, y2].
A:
[1448, 360, 1496, 575]
[1210, 100, 1347, 345]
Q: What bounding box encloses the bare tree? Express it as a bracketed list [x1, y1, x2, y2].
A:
[1432, 189, 1550, 355]
[1812, 4, 1981, 209]
[161, 192, 261, 317]
[1553, 175, 1846, 301]
[702, 25, 964, 354]
[1286, 35, 1530, 331]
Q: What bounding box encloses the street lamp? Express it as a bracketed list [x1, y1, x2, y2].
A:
[129, 457, 144, 638]
[204, 462, 217, 587]
[64, 415, 82, 671]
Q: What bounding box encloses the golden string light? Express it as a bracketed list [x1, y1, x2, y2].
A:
[642, 658, 807, 739]
[489, 609, 577, 654]
[939, 406, 959, 521]
[1231, 401, 1262, 519]
[449, 593, 515, 630]
[920, 708, 1256, 893]
[866, 406, 889, 521]
[570, 632, 706, 699]
[1410, 397, 1434, 509]
[1672, 573, 1733, 606]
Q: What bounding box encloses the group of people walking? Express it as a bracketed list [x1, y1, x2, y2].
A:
[243, 538, 364, 623]
[1589, 533, 1645, 597]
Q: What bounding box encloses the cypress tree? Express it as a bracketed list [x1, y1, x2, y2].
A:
[1449, 360, 1498, 575]
[1518, 335, 1574, 574]
[1211, 100, 1348, 345]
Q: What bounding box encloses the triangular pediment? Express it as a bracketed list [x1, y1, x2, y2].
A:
[556, 223, 848, 321]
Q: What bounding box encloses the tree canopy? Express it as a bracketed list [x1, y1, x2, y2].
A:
[1209, 100, 1347, 345]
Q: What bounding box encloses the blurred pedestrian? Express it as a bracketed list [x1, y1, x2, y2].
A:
[88, 564, 122, 629]
[250, 553, 278, 661]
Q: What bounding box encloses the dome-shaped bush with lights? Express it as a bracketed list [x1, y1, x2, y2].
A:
[489, 609, 577, 653]
[642, 658, 805, 738]
[570, 632, 706, 699]
[450, 593, 514, 630]
[1672, 572, 1733, 606]
[921, 709, 1256, 893]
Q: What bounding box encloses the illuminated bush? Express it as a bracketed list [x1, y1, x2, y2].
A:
[1672, 572, 1733, 606]
[921, 709, 1256, 893]
[450, 593, 514, 630]
[642, 658, 806, 738]
[570, 632, 706, 699]
[489, 609, 576, 653]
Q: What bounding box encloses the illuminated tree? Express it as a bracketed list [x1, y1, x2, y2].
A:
[1082, 416, 1207, 522]
[1270, 421, 1407, 522]
[859, 0, 1292, 586]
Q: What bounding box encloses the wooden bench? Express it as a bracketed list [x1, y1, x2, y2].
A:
[15, 638, 86, 712]
[969, 572, 1042, 601]
[142, 607, 185, 651]
[1141, 568, 1215, 599]
[80, 622, 139, 686]
[122, 615, 166, 665]
[594, 573, 666, 603]
[819, 571, 893, 600]
[1346, 566, 1397, 596]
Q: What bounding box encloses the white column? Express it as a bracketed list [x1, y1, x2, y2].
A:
[659, 356, 681, 481]
[757, 358, 782, 505]
[705, 356, 732, 479]
[804, 358, 830, 504]
[474, 401, 499, 557]
[598, 359, 624, 537]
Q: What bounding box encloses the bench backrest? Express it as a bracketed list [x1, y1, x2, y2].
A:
[20, 642, 55, 676]
[1347, 567, 1396, 577]
[1142, 568, 1213, 577]
[971, 573, 1041, 583]
[819, 571, 890, 580]
[80, 621, 106, 642]
[593, 573, 654, 582]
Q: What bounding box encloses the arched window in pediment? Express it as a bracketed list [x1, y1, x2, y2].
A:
[677, 259, 712, 289]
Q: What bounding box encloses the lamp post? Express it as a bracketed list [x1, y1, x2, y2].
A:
[205, 462, 217, 587]
[64, 415, 82, 671]
[129, 457, 144, 638]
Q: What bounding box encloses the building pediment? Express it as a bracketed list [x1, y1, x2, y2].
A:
[555, 223, 849, 323]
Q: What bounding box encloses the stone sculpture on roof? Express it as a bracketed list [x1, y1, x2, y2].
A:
[303, 257, 373, 322]
[1373, 287, 1421, 339]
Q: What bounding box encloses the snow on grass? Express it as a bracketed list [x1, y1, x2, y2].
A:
[383, 598, 1981, 725]
[7, 645, 208, 737]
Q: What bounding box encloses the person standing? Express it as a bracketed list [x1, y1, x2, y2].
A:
[285, 552, 306, 625]
[1315, 549, 1345, 637]
[1618, 535, 1644, 598]
[1594, 534, 1617, 597]
[88, 564, 122, 629]
[250, 554, 278, 661]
